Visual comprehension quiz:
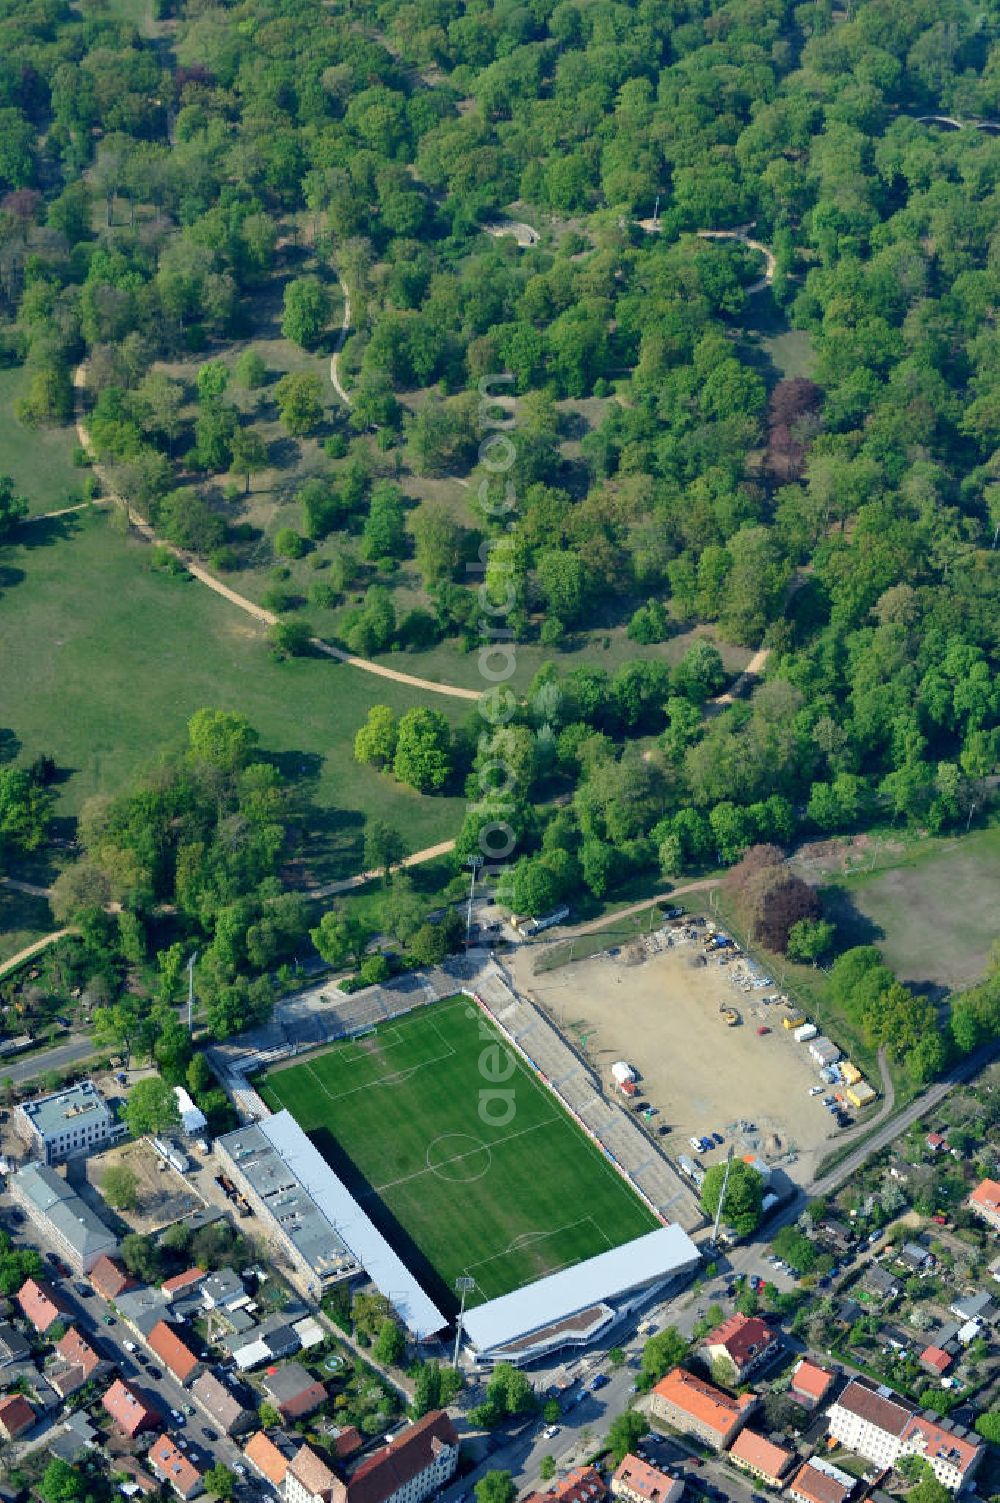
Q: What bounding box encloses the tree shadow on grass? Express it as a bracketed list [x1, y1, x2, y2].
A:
[309, 1125, 458, 1318]
[14, 511, 86, 552]
[823, 883, 885, 950]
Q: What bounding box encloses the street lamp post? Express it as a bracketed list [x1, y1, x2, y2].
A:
[465, 857, 484, 949]
[453, 1276, 476, 1369]
[187, 951, 199, 1034]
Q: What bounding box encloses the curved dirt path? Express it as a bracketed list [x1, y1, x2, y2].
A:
[72, 366, 479, 701]
[0, 928, 74, 980]
[710, 644, 770, 706]
[329, 275, 352, 406]
[19, 501, 95, 526]
[310, 838, 457, 899]
[0, 876, 54, 899]
[695, 227, 776, 292]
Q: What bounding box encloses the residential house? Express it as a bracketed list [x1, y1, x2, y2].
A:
[345, 1409, 460, 1503]
[116, 1286, 172, 1339]
[161, 1268, 207, 1300]
[0, 1394, 36, 1440]
[114, 1460, 160, 1498]
[926, 1133, 947, 1153]
[262, 1361, 328, 1421]
[951, 1293, 995, 1324]
[862, 1266, 900, 1302]
[283, 1444, 345, 1503]
[332, 1428, 363, 1461]
[820, 1219, 854, 1254]
[0, 1322, 31, 1367]
[920, 1347, 953, 1377]
[789, 1359, 835, 1411]
[523, 1469, 607, 1503]
[47, 1411, 99, 1463]
[103, 1377, 162, 1438]
[826, 1377, 983, 1491]
[649, 1368, 756, 1451]
[147, 1319, 203, 1386]
[611, 1455, 682, 1503]
[49, 1325, 106, 1398]
[727, 1430, 795, 1488]
[703, 1313, 780, 1382]
[15, 1079, 121, 1164]
[227, 1316, 301, 1370]
[293, 1315, 326, 1350]
[190, 1370, 254, 1436]
[788, 1461, 854, 1503]
[89, 1254, 132, 1301]
[16, 1276, 71, 1333]
[149, 1434, 205, 1500]
[200, 1269, 247, 1311]
[244, 1431, 295, 1489]
[969, 1179, 1000, 1232]
[897, 1242, 934, 1274]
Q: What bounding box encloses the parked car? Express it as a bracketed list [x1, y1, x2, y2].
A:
[809, 1085, 824, 1096]
[711, 1132, 724, 1145]
[147, 1366, 162, 1380]
[590, 1373, 610, 1391]
[756, 1025, 771, 1036]
[543, 1425, 559, 1439]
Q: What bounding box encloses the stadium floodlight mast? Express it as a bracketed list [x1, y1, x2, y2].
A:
[711, 1142, 735, 1247]
[465, 856, 484, 948]
[452, 1276, 476, 1369]
[187, 951, 198, 1034]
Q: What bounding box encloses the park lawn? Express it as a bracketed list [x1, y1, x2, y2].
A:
[0, 509, 465, 882]
[0, 889, 56, 966]
[822, 824, 1000, 995]
[258, 995, 658, 1308]
[0, 370, 84, 516]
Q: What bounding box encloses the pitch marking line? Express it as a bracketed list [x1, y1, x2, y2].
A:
[368, 1113, 564, 1196]
[459, 1213, 615, 1296]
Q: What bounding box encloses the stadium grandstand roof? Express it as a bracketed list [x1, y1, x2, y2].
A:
[462, 1224, 699, 1359]
[254, 1111, 447, 1340]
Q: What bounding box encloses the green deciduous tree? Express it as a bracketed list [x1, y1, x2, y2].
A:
[275, 372, 325, 437]
[282, 276, 331, 348]
[607, 1409, 649, 1464]
[393, 708, 453, 792]
[124, 1075, 181, 1137]
[101, 1162, 139, 1210]
[700, 1160, 764, 1237]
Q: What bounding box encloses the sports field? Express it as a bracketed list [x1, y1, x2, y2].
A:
[257, 996, 658, 1308]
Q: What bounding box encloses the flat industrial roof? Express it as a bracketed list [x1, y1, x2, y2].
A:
[462, 1224, 699, 1355]
[248, 1112, 447, 1340]
[20, 1080, 112, 1139]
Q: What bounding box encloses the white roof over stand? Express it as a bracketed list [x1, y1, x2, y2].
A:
[462, 1223, 700, 1356]
[261, 1111, 447, 1340]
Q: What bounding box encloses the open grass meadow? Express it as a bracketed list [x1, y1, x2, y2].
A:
[257, 995, 658, 1309]
[821, 824, 1000, 996]
[0, 509, 465, 881]
[0, 368, 86, 517]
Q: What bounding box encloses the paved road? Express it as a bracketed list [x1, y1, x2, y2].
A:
[0, 1189, 257, 1487]
[0, 1033, 99, 1085]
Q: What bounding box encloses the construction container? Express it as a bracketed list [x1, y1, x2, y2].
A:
[783, 1015, 806, 1030]
[612, 1060, 637, 1086]
[847, 1081, 876, 1108]
[809, 1036, 841, 1066]
[794, 1023, 818, 1043]
[840, 1060, 862, 1086]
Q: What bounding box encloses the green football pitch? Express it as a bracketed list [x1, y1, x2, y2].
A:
[257, 996, 658, 1308]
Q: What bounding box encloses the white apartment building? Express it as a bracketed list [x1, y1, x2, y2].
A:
[16, 1080, 122, 1164]
[827, 1379, 982, 1491]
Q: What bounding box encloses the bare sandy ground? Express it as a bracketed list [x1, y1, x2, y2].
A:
[512, 928, 840, 1185]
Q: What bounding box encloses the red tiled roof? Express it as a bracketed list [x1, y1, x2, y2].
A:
[16, 1276, 70, 1332]
[89, 1253, 132, 1300]
[104, 1377, 161, 1436]
[148, 1319, 200, 1383]
[244, 1431, 291, 1488]
[704, 1313, 778, 1367]
[551, 1467, 606, 1503]
[791, 1359, 835, 1400]
[348, 1410, 458, 1503]
[652, 1367, 752, 1436]
[728, 1430, 793, 1480]
[56, 1325, 101, 1379]
[149, 1434, 203, 1498]
[161, 1267, 207, 1296]
[0, 1393, 36, 1438]
[790, 1462, 851, 1503]
[926, 1133, 946, 1148]
[970, 1179, 1000, 1213]
[289, 1444, 343, 1502]
[334, 1427, 363, 1459]
[612, 1454, 675, 1502]
[901, 1414, 980, 1476]
[920, 1346, 953, 1374]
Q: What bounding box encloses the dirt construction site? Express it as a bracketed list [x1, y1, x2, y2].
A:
[510, 922, 844, 1189]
